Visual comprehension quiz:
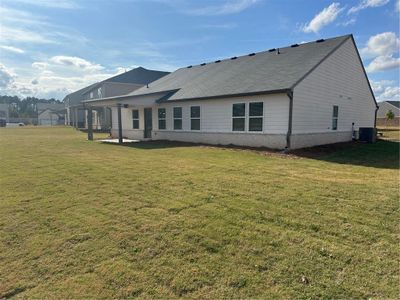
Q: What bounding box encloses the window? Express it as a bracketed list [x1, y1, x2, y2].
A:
[232, 103, 245, 131]
[132, 109, 139, 129]
[332, 105, 338, 130]
[190, 106, 200, 130]
[158, 108, 166, 130]
[97, 87, 102, 98]
[173, 107, 182, 130]
[249, 102, 263, 131]
[90, 91, 94, 99]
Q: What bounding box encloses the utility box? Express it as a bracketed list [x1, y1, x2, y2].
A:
[359, 127, 377, 143]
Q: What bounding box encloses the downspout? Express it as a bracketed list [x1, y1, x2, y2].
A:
[286, 90, 294, 150]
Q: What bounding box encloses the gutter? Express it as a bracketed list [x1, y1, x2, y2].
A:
[286, 90, 294, 150]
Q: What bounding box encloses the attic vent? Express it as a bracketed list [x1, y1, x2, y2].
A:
[230, 56, 237, 60]
[215, 60, 221, 63]
[268, 48, 276, 52]
[200, 63, 206, 66]
[316, 39, 325, 43]
[187, 65, 192, 68]
[248, 53, 256, 56]
[291, 44, 299, 48]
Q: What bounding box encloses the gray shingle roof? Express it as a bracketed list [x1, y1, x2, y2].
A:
[105, 67, 169, 85]
[63, 83, 99, 105]
[125, 35, 351, 101]
[387, 101, 400, 109]
[64, 67, 169, 105]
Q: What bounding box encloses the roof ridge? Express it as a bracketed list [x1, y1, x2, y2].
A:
[183, 34, 352, 69]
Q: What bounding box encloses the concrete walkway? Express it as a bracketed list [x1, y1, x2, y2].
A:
[98, 138, 140, 144]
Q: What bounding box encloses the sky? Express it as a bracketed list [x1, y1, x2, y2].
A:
[0, 0, 399, 102]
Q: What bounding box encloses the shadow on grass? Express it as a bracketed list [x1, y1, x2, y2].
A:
[291, 140, 399, 170]
[102, 139, 399, 170]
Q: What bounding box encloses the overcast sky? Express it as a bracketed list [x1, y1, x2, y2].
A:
[0, 0, 399, 101]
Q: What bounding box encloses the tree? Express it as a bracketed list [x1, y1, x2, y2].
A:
[386, 109, 395, 128]
[0, 95, 62, 118]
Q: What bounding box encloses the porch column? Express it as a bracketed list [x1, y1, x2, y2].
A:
[87, 107, 93, 141]
[72, 107, 76, 128]
[117, 103, 123, 144]
[74, 108, 79, 130]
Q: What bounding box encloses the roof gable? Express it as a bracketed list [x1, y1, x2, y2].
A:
[64, 67, 170, 104]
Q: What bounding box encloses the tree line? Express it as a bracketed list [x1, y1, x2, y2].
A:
[0, 95, 63, 118]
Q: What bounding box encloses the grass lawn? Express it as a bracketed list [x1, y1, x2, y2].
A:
[0, 127, 399, 299]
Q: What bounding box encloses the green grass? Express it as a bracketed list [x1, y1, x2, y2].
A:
[0, 127, 399, 299]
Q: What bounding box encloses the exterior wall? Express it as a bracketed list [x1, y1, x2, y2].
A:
[103, 82, 143, 98]
[110, 93, 289, 149]
[292, 38, 376, 147]
[0, 104, 9, 122]
[291, 132, 352, 149]
[377, 102, 400, 118]
[38, 110, 64, 126]
[83, 82, 143, 101]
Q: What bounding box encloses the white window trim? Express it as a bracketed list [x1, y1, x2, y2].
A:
[232, 102, 246, 132]
[173, 107, 183, 130]
[248, 101, 264, 133]
[158, 108, 166, 130]
[132, 109, 139, 129]
[190, 106, 201, 131]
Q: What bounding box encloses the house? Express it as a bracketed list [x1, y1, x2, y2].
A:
[83, 34, 377, 149]
[37, 103, 66, 125]
[376, 101, 400, 127]
[64, 67, 169, 130]
[0, 104, 9, 125]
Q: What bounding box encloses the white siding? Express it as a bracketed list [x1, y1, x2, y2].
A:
[292, 38, 376, 135]
[111, 107, 144, 139]
[110, 93, 289, 149]
[155, 94, 289, 134]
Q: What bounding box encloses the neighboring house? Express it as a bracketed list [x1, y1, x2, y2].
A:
[64, 67, 169, 130]
[84, 34, 377, 149]
[376, 101, 400, 127]
[0, 103, 9, 123]
[37, 103, 66, 125]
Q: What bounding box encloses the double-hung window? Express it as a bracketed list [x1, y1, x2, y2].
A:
[173, 107, 182, 130]
[132, 109, 139, 129]
[332, 105, 338, 130]
[249, 102, 263, 131]
[158, 108, 166, 130]
[232, 103, 245, 131]
[190, 106, 200, 130]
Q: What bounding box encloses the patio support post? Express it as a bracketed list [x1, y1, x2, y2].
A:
[117, 103, 123, 144]
[74, 107, 79, 130]
[87, 107, 93, 141]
